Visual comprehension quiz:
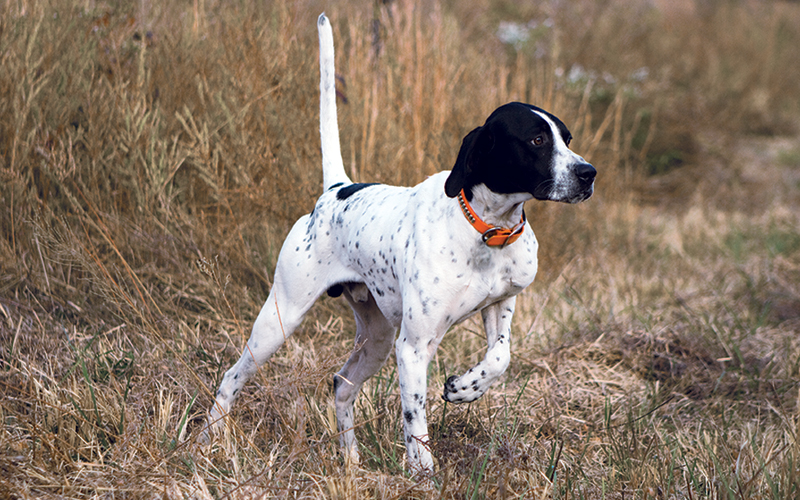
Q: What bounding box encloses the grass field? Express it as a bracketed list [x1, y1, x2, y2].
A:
[2, 0, 800, 498]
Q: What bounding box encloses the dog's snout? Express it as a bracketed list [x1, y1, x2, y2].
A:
[575, 162, 596, 183]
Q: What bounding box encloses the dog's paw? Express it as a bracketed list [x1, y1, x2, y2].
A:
[442, 374, 479, 403]
[198, 424, 213, 445]
[198, 411, 226, 445]
[341, 443, 361, 467]
[442, 375, 459, 402]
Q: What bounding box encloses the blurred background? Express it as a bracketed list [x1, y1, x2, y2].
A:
[1, 0, 799, 497]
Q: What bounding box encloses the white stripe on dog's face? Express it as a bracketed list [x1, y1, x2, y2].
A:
[531, 109, 595, 203]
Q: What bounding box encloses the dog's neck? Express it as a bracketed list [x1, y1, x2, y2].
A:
[467, 184, 531, 229]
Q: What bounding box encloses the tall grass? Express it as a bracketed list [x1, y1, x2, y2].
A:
[1, 0, 799, 498]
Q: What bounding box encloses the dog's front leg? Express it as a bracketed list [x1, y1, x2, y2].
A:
[442, 296, 516, 403]
[395, 323, 438, 474]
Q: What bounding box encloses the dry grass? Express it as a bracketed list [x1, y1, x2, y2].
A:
[1, 0, 799, 498]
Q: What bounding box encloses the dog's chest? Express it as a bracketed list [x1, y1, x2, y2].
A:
[350, 215, 538, 326]
[469, 242, 536, 292]
[453, 235, 538, 315]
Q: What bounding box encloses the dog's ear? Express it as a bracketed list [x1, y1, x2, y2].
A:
[445, 126, 493, 198]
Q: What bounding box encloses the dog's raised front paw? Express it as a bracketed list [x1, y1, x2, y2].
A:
[442, 375, 468, 403]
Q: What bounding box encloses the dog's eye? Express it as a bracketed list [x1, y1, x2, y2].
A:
[532, 136, 544, 146]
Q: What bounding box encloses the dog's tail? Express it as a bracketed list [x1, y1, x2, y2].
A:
[318, 13, 350, 191]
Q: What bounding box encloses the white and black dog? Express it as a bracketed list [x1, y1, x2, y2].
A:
[204, 14, 596, 473]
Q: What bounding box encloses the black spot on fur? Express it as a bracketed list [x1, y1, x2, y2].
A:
[337, 183, 379, 200]
[404, 410, 414, 423]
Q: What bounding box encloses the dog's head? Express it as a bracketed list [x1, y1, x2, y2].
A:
[445, 102, 596, 203]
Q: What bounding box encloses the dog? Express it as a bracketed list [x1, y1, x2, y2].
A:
[203, 13, 596, 474]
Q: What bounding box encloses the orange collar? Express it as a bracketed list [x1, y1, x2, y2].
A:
[457, 189, 526, 247]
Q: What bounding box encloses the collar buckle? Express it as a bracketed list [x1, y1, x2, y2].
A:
[481, 227, 500, 244]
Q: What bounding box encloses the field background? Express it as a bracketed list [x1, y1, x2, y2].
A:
[2, 0, 800, 498]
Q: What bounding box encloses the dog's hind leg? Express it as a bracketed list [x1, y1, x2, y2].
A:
[442, 296, 516, 403]
[334, 283, 396, 464]
[203, 219, 336, 440]
[204, 285, 315, 438]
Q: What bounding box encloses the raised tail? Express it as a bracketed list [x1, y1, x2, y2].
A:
[318, 13, 350, 191]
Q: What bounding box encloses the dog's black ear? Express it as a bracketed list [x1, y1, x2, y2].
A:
[445, 126, 493, 198]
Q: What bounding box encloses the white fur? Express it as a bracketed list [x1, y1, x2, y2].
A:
[318, 13, 349, 190]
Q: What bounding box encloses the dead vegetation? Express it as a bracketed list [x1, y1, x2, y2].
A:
[1, 0, 799, 498]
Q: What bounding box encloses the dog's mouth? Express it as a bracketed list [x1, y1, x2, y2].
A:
[566, 185, 594, 203]
[531, 179, 595, 203]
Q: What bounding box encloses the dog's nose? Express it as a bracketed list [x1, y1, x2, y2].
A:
[574, 162, 596, 183]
